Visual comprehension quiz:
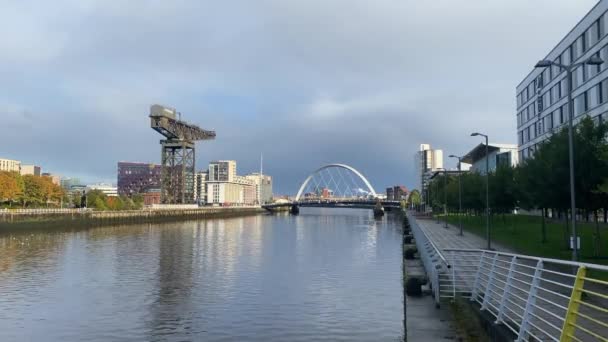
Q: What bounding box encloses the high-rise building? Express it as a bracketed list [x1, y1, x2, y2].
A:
[244, 173, 273, 204]
[117, 162, 161, 197]
[386, 185, 408, 201]
[0, 158, 21, 172]
[20, 165, 41, 176]
[194, 170, 209, 204]
[516, 2, 608, 161]
[386, 187, 395, 201]
[415, 144, 443, 204]
[208, 160, 237, 182]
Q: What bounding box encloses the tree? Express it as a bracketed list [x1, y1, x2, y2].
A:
[408, 189, 421, 210]
[86, 190, 107, 210]
[20, 175, 46, 208]
[0, 172, 22, 205]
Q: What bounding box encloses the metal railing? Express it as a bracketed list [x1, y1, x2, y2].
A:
[1, 208, 93, 215]
[440, 248, 608, 342]
[407, 213, 451, 307]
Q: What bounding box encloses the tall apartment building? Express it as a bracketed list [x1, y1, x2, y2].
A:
[208, 160, 237, 182]
[117, 162, 161, 196]
[194, 170, 209, 204]
[244, 173, 273, 204]
[414, 144, 443, 203]
[20, 165, 41, 176]
[386, 185, 408, 201]
[0, 158, 21, 172]
[517, 2, 608, 160]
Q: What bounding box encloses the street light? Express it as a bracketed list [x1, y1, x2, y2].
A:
[471, 132, 490, 250]
[534, 55, 603, 261]
[439, 167, 448, 229]
[449, 154, 463, 236]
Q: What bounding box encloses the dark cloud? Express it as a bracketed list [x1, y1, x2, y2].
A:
[0, 0, 598, 193]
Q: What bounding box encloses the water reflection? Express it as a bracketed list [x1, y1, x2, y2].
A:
[0, 209, 403, 341]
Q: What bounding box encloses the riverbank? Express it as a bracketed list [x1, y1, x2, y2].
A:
[0, 207, 266, 231]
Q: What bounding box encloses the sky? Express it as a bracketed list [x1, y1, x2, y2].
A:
[0, 0, 600, 195]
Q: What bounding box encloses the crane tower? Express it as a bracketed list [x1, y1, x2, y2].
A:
[149, 104, 216, 204]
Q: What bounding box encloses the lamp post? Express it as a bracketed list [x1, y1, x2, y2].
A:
[471, 132, 490, 250]
[449, 155, 463, 236]
[440, 168, 448, 228]
[534, 55, 603, 261]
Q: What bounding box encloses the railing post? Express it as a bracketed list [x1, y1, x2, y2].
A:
[516, 260, 543, 342]
[559, 266, 586, 342]
[451, 250, 457, 300]
[496, 256, 517, 324]
[481, 253, 499, 311]
[470, 251, 486, 302]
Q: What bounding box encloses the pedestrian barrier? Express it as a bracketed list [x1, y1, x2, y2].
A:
[407, 213, 451, 307]
[439, 248, 608, 342]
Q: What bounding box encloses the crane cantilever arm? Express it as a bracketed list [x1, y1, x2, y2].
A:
[150, 115, 216, 141]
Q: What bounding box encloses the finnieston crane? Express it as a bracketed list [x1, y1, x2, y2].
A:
[149, 104, 216, 204]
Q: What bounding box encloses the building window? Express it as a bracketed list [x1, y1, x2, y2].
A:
[588, 21, 599, 47]
[589, 84, 600, 108]
[574, 92, 587, 116]
[545, 113, 554, 132]
[602, 78, 608, 103]
[560, 105, 565, 124]
[561, 46, 571, 66]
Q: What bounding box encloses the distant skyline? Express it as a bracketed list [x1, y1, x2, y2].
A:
[0, 0, 599, 194]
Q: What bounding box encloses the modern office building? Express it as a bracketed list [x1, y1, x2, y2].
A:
[206, 182, 244, 205]
[0, 158, 21, 172]
[117, 162, 161, 197]
[415, 144, 443, 203]
[20, 165, 41, 176]
[236, 176, 257, 206]
[244, 173, 273, 204]
[517, 1, 608, 160]
[86, 183, 118, 197]
[61, 177, 82, 190]
[208, 160, 237, 182]
[461, 143, 519, 175]
[203, 161, 261, 206]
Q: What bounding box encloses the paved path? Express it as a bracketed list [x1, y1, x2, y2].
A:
[412, 214, 608, 342]
[415, 216, 513, 252]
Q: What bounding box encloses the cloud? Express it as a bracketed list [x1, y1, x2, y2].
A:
[0, 0, 599, 193]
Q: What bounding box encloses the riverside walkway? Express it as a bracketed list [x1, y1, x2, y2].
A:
[410, 213, 608, 342]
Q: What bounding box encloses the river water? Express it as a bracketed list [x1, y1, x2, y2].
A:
[0, 208, 404, 341]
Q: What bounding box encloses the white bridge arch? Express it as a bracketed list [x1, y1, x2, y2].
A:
[295, 163, 377, 201]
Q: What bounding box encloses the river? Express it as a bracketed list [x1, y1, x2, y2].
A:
[0, 208, 404, 341]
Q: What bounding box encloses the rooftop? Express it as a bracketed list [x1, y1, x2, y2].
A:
[462, 143, 517, 164]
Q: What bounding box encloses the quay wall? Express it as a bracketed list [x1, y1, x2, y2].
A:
[0, 207, 265, 230]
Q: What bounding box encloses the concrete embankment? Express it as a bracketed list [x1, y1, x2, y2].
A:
[0, 207, 265, 230]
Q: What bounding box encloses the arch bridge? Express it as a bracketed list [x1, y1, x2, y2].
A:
[263, 163, 401, 213]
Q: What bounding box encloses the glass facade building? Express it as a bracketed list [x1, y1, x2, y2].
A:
[117, 162, 161, 197]
[517, 1, 608, 160]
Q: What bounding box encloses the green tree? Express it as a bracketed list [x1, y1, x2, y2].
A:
[20, 175, 46, 208]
